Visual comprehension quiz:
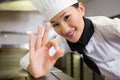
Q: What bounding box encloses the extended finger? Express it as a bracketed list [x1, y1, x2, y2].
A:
[42, 23, 50, 46]
[35, 25, 43, 50]
[29, 33, 35, 56]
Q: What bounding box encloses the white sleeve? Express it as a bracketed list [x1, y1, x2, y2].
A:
[19, 53, 30, 71]
[112, 17, 120, 37]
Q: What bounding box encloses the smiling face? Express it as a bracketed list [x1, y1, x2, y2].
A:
[50, 2, 85, 43]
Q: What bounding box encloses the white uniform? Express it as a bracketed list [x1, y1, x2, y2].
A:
[20, 16, 120, 80]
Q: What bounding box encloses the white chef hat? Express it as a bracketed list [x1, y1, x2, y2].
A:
[30, 0, 78, 20]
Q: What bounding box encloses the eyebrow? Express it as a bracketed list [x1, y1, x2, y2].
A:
[51, 10, 68, 23]
[51, 21, 56, 24]
[59, 12, 66, 18]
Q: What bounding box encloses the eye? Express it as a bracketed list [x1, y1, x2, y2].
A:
[52, 23, 59, 27]
[64, 15, 70, 21]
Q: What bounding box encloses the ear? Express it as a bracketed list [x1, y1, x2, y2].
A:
[77, 2, 85, 16]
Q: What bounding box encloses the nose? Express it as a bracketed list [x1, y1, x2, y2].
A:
[60, 22, 69, 35]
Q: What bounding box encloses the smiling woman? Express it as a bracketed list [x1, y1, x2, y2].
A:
[50, 3, 85, 43]
[20, 0, 120, 80]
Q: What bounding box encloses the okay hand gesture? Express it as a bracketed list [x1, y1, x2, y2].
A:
[29, 23, 64, 78]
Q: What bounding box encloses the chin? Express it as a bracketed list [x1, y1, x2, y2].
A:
[69, 38, 79, 43]
[66, 36, 80, 43]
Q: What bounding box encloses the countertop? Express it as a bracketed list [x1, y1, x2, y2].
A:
[0, 48, 75, 80]
[0, 66, 75, 80]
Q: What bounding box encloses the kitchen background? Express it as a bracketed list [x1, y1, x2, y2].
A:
[0, 0, 120, 80]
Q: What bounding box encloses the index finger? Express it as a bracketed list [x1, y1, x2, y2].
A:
[45, 40, 59, 50]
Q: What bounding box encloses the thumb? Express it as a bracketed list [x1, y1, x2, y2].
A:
[52, 49, 65, 60]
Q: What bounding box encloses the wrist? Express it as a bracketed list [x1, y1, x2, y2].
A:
[27, 65, 46, 78]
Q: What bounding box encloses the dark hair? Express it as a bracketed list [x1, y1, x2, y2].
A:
[72, 2, 79, 8]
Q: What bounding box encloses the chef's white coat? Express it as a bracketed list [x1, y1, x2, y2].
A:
[20, 16, 120, 80]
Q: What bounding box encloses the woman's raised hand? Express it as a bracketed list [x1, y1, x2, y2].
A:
[28, 23, 64, 78]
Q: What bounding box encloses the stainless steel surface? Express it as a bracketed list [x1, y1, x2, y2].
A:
[0, 48, 28, 79]
[0, 48, 75, 80]
[0, 44, 29, 50]
[0, 31, 37, 35]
